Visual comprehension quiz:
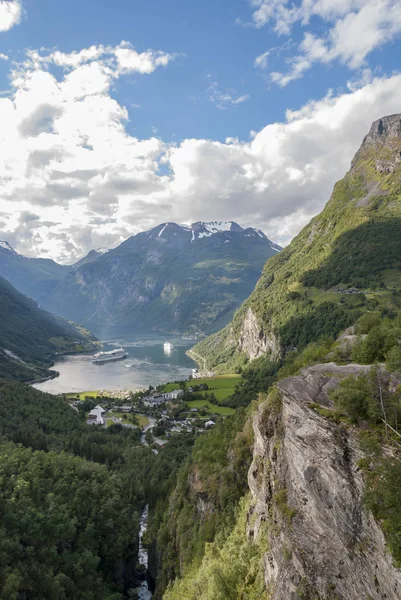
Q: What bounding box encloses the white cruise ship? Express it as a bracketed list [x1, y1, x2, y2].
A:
[163, 342, 173, 354]
[91, 348, 127, 364]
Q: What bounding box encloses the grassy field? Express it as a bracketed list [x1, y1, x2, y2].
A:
[163, 375, 241, 402]
[109, 412, 149, 428]
[185, 399, 235, 416]
[134, 414, 149, 428]
[66, 390, 99, 400]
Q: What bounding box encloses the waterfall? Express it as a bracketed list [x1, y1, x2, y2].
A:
[137, 505, 152, 600]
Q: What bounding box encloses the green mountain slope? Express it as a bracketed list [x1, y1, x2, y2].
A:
[194, 114, 401, 373]
[43, 222, 281, 336]
[0, 276, 97, 381]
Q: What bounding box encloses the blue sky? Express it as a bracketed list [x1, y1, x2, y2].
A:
[0, 0, 401, 261]
[2, 0, 400, 142]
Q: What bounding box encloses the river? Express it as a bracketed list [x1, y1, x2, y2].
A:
[33, 333, 196, 394]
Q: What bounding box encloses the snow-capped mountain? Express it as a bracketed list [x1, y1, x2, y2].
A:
[42, 221, 282, 336]
[147, 220, 279, 246]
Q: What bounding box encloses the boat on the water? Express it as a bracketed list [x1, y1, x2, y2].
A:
[91, 348, 127, 364]
[163, 342, 173, 354]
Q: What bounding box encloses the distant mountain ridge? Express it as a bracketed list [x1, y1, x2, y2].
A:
[71, 248, 110, 269]
[0, 241, 70, 300]
[39, 221, 281, 336]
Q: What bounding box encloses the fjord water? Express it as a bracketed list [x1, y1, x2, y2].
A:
[33, 334, 196, 394]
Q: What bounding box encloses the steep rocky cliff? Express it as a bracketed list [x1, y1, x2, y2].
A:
[161, 358, 401, 599]
[194, 114, 401, 373]
[248, 363, 401, 600]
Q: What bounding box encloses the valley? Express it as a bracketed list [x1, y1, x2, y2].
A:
[1, 115, 401, 600]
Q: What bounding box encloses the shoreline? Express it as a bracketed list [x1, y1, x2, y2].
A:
[186, 348, 214, 377]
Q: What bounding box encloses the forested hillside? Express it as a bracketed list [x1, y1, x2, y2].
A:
[0, 381, 194, 599]
[0, 276, 97, 381]
[194, 115, 401, 373]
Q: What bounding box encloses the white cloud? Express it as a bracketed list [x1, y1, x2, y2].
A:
[248, 0, 401, 86]
[1, 42, 401, 261]
[0, 52, 8, 60]
[115, 45, 175, 74]
[165, 74, 401, 246]
[207, 81, 250, 109]
[0, 0, 21, 32]
[255, 50, 270, 70]
[23, 41, 176, 76]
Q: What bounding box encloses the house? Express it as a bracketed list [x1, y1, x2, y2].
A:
[144, 394, 165, 407]
[191, 408, 198, 413]
[87, 405, 106, 426]
[163, 389, 184, 401]
[121, 406, 133, 413]
[205, 420, 215, 429]
[154, 439, 166, 447]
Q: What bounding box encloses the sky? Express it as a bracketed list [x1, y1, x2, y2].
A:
[0, 0, 401, 263]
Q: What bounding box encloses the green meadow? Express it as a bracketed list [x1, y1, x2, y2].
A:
[185, 399, 235, 416]
[163, 374, 240, 402]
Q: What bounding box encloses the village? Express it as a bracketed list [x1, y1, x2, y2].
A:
[66, 375, 239, 451]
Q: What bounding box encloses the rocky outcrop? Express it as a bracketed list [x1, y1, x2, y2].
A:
[188, 467, 214, 519]
[237, 307, 280, 362]
[353, 114, 401, 174]
[248, 363, 401, 600]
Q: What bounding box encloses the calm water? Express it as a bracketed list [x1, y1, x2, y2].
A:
[33, 333, 196, 394]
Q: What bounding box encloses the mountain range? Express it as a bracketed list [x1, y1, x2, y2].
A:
[0, 221, 281, 336]
[194, 114, 401, 372]
[1, 116, 401, 600]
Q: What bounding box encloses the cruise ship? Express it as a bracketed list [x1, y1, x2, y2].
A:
[91, 348, 127, 364]
[163, 342, 173, 354]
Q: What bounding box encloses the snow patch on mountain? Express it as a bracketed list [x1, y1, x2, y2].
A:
[268, 241, 282, 253]
[146, 221, 282, 249]
[158, 224, 169, 238]
[0, 241, 17, 254]
[196, 221, 240, 236]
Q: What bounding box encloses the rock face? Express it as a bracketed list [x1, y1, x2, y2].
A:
[248, 363, 401, 600]
[354, 114, 401, 174]
[237, 307, 280, 361]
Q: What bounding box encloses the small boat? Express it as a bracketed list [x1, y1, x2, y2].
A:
[163, 342, 173, 354]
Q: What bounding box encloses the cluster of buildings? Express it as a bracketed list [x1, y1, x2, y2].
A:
[144, 388, 184, 407]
